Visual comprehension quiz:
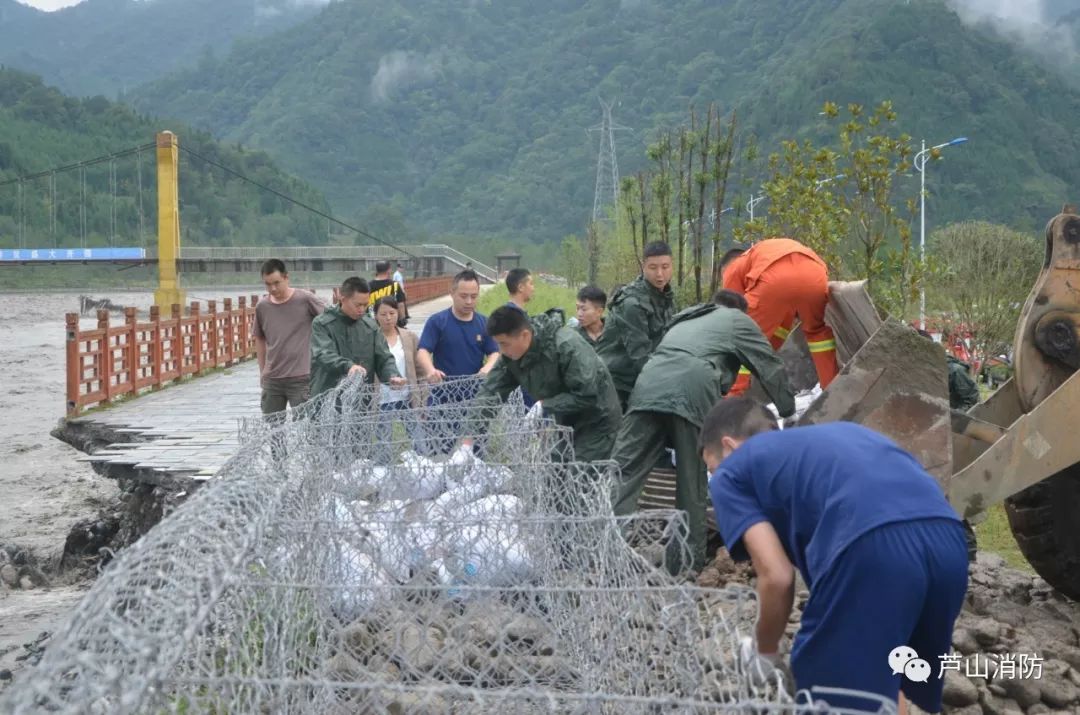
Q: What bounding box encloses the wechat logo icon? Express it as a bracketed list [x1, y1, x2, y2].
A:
[888, 646, 932, 683]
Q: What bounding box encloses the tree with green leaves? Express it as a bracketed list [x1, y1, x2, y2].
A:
[741, 101, 920, 320]
[559, 234, 587, 290]
[614, 104, 743, 303]
[929, 221, 1041, 363]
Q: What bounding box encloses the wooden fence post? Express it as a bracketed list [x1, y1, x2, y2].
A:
[124, 307, 138, 401]
[249, 294, 259, 357]
[207, 300, 218, 368]
[66, 313, 80, 416]
[97, 309, 112, 405]
[169, 304, 181, 380]
[150, 305, 162, 390]
[223, 298, 235, 366]
[238, 297, 249, 361]
[190, 301, 202, 374]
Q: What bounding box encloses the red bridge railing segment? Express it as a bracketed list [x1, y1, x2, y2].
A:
[65, 298, 258, 417]
[64, 275, 454, 416]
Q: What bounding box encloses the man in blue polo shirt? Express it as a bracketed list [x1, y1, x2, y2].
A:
[418, 268, 499, 390]
[417, 269, 499, 450]
[698, 397, 968, 715]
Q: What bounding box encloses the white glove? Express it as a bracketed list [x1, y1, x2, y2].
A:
[739, 636, 781, 686]
[525, 401, 544, 425]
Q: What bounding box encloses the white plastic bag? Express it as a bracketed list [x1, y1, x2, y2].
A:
[333, 544, 391, 620]
[440, 496, 533, 592]
[375, 457, 447, 502]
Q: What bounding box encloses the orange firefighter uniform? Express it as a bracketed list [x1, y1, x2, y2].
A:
[722, 238, 838, 394]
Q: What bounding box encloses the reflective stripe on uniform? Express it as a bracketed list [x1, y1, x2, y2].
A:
[773, 326, 791, 340]
[807, 338, 837, 353]
[737, 366, 752, 376]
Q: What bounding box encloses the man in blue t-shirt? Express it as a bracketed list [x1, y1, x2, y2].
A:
[699, 397, 968, 715]
[417, 270, 499, 452]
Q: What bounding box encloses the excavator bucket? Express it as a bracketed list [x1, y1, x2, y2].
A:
[798, 317, 954, 489]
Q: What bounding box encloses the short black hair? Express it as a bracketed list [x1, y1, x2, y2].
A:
[719, 247, 746, 272]
[340, 276, 370, 297]
[712, 289, 748, 312]
[395, 262, 403, 268]
[506, 267, 532, 295]
[917, 329, 933, 340]
[577, 285, 607, 309]
[643, 241, 672, 259]
[452, 269, 480, 289]
[699, 397, 779, 453]
[375, 260, 391, 275]
[261, 258, 287, 277]
[373, 296, 399, 313]
[487, 305, 531, 337]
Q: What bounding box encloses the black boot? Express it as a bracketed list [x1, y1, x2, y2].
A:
[962, 519, 978, 563]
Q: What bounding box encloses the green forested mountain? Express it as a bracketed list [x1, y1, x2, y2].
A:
[0, 68, 331, 252]
[0, 0, 320, 98]
[127, 0, 1080, 251]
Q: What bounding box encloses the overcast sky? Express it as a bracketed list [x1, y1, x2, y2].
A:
[19, 0, 84, 10]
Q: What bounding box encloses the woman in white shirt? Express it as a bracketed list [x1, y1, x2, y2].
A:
[373, 297, 424, 461]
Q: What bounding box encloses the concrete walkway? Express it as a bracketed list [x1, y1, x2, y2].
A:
[64, 295, 455, 480]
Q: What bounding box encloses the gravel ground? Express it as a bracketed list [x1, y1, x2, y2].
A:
[697, 548, 1080, 714]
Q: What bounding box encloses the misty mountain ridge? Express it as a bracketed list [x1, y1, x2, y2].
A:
[0, 0, 325, 97]
[0, 67, 331, 252]
[122, 0, 1080, 250]
[2, 0, 1080, 258]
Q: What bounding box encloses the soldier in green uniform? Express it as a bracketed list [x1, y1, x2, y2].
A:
[916, 330, 980, 411]
[573, 285, 607, 348]
[947, 355, 980, 410]
[597, 242, 677, 411]
[310, 276, 404, 397]
[611, 290, 795, 575]
[462, 306, 621, 462]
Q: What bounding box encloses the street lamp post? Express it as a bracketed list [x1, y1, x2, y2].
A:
[913, 136, 968, 330]
[747, 194, 767, 222]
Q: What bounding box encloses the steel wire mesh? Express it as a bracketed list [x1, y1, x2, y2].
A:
[3, 374, 894, 714]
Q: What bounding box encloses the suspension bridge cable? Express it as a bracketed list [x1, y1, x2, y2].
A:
[136, 148, 146, 249]
[0, 142, 156, 188]
[176, 145, 417, 259]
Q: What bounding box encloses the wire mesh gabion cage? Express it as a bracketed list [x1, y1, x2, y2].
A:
[3, 377, 895, 714]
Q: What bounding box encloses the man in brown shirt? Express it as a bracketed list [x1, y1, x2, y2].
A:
[254, 259, 325, 419]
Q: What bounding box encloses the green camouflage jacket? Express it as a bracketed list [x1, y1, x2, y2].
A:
[629, 303, 795, 425]
[596, 275, 676, 395]
[309, 305, 400, 397]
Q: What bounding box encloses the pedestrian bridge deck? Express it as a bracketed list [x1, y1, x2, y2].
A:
[67, 362, 259, 480]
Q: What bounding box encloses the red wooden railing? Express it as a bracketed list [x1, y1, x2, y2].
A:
[65, 296, 259, 417]
[64, 276, 455, 416]
[330, 275, 454, 306]
[395, 275, 454, 305]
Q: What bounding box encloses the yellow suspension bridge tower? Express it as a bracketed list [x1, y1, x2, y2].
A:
[153, 130, 185, 310]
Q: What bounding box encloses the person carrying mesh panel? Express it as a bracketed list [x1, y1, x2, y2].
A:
[700, 397, 968, 715]
[596, 241, 677, 413]
[720, 237, 839, 396]
[610, 290, 794, 576]
[460, 306, 621, 464]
